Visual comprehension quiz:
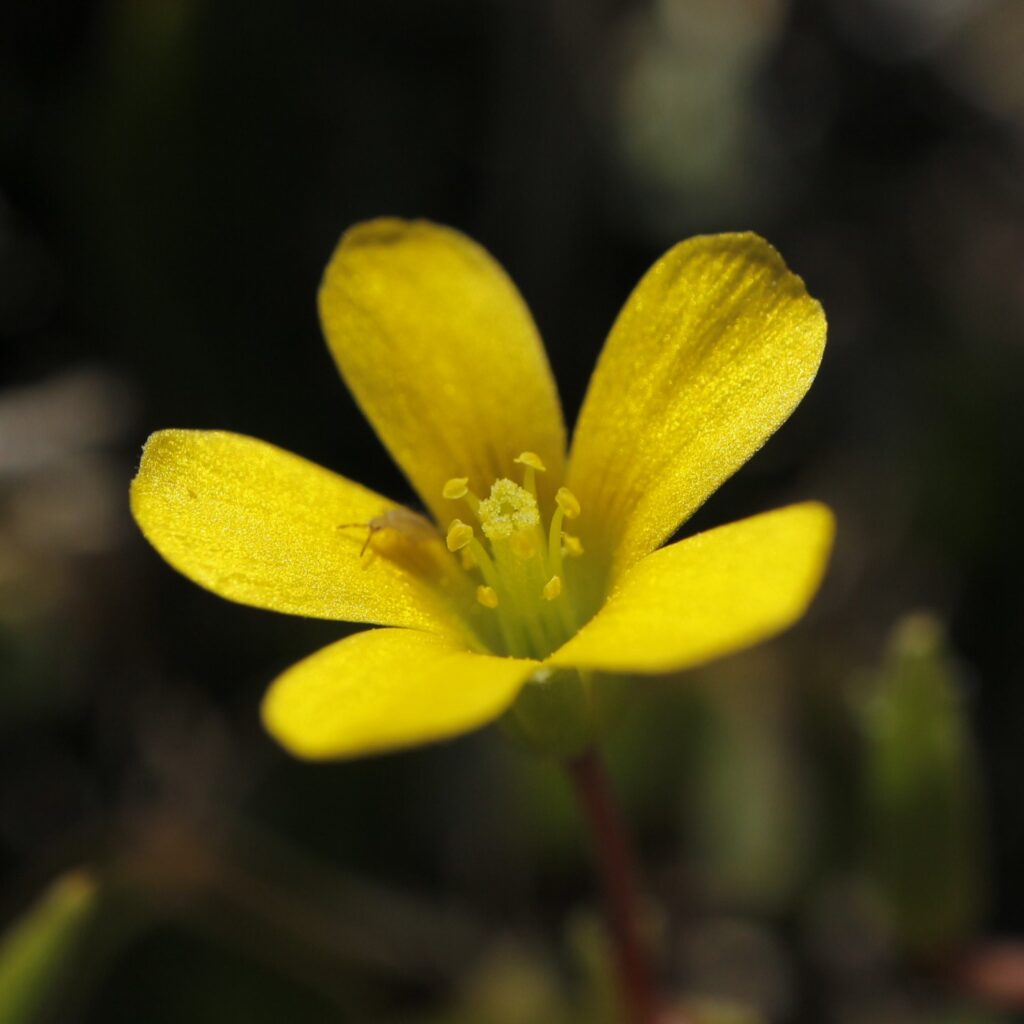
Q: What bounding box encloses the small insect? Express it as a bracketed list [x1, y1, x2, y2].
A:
[337, 508, 439, 558]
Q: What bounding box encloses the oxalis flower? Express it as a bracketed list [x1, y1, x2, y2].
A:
[131, 219, 834, 760]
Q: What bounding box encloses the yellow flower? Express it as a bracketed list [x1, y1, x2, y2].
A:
[130, 219, 834, 760]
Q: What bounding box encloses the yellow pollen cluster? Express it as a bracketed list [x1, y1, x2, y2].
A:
[477, 479, 539, 540]
[440, 455, 583, 658]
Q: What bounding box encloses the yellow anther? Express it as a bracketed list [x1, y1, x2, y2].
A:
[556, 487, 581, 519]
[460, 547, 477, 570]
[476, 585, 499, 609]
[443, 477, 469, 500]
[562, 533, 584, 557]
[514, 451, 546, 472]
[510, 530, 538, 560]
[542, 575, 562, 601]
[446, 519, 474, 552]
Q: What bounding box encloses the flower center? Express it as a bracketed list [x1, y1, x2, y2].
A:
[442, 453, 584, 659]
[478, 479, 539, 541]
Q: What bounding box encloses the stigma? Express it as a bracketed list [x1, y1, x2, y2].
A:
[477, 479, 539, 540]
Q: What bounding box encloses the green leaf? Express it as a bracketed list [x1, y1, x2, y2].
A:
[0, 869, 100, 1024]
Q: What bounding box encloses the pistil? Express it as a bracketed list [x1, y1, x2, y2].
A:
[441, 456, 583, 659]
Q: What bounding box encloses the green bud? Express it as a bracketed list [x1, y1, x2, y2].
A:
[858, 613, 985, 957]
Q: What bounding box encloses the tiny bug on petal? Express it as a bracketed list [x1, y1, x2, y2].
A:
[338, 508, 438, 558]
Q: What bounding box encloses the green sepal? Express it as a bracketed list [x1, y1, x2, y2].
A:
[501, 669, 629, 759]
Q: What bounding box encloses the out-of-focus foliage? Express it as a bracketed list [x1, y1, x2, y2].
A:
[857, 613, 985, 957]
[0, 869, 99, 1024]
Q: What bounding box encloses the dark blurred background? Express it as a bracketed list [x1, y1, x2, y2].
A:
[2, 1, 1023, 1021]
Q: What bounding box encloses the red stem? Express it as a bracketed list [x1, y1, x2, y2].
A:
[567, 750, 660, 1024]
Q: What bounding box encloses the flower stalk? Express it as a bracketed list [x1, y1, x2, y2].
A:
[567, 749, 660, 1024]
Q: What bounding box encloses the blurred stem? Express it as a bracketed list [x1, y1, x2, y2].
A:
[567, 750, 660, 1024]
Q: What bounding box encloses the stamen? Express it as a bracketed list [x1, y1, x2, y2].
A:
[467, 538, 499, 586]
[555, 487, 581, 519]
[510, 531, 538, 560]
[513, 452, 546, 472]
[443, 476, 480, 513]
[547, 506, 567, 578]
[562, 533, 584, 557]
[442, 477, 469, 500]
[438, 468, 584, 660]
[446, 519, 474, 552]
[467, 537, 525, 655]
[514, 452, 545, 498]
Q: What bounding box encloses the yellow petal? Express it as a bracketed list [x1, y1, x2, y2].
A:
[130, 430, 462, 636]
[262, 628, 537, 759]
[549, 503, 834, 674]
[567, 233, 826, 579]
[319, 219, 566, 521]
